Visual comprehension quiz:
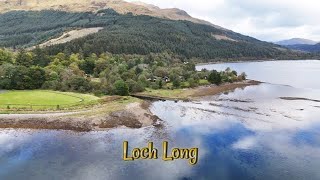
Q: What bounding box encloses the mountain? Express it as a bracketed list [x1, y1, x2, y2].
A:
[0, 0, 312, 61]
[0, 0, 223, 29]
[275, 38, 320, 53]
[276, 38, 318, 46]
[286, 43, 320, 53]
[0, 9, 306, 61]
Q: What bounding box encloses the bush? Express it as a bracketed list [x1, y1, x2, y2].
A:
[172, 78, 181, 88]
[132, 82, 145, 93]
[113, 80, 129, 96]
[188, 78, 198, 88]
[66, 76, 92, 92]
[126, 79, 145, 93]
[158, 79, 163, 89]
[170, 73, 181, 88]
[150, 82, 160, 90]
[42, 80, 61, 90]
[239, 72, 247, 80]
[208, 70, 222, 85]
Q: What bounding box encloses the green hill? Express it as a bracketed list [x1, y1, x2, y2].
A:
[0, 9, 308, 61]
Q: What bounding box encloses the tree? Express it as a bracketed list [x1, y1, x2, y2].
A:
[66, 76, 91, 92]
[239, 72, 247, 80]
[208, 70, 222, 85]
[158, 79, 163, 89]
[113, 80, 129, 96]
[0, 65, 30, 89]
[15, 49, 33, 67]
[79, 55, 96, 74]
[154, 67, 168, 77]
[126, 79, 144, 93]
[135, 66, 143, 75]
[231, 70, 238, 76]
[33, 47, 50, 67]
[184, 62, 196, 71]
[0, 63, 14, 89]
[138, 74, 149, 87]
[28, 66, 46, 89]
[170, 73, 181, 88]
[0, 49, 13, 65]
[94, 58, 110, 76]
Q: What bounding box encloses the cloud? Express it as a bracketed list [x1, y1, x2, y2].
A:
[232, 136, 256, 150]
[126, 0, 320, 42]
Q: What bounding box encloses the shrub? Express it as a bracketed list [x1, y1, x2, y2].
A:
[126, 79, 145, 93]
[66, 76, 92, 92]
[208, 70, 222, 85]
[188, 78, 198, 88]
[113, 80, 129, 96]
[239, 72, 247, 80]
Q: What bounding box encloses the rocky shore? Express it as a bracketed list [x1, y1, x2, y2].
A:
[0, 101, 159, 132]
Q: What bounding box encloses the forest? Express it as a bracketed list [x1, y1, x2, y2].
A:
[0, 9, 313, 61]
[0, 48, 246, 95]
[0, 9, 316, 95]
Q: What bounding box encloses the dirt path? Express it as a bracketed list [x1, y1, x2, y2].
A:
[0, 112, 78, 119]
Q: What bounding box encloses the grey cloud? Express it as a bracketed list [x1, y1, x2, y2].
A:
[126, 0, 320, 41]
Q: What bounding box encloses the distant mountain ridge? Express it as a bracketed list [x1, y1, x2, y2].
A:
[286, 43, 320, 53]
[275, 38, 320, 53]
[276, 38, 318, 46]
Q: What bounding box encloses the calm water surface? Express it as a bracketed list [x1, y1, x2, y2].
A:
[197, 60, 320, 89]
[1, 60, 320, 180]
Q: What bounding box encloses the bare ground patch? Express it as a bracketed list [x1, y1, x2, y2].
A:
[190, 80, 261, 98]
[31, 27, 103, 49]
[0, 99, 160, 132]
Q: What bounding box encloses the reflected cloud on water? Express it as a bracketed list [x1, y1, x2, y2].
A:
[0, 83, 320, 179]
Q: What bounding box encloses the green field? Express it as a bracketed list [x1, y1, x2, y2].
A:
[0, 90, 100, 111]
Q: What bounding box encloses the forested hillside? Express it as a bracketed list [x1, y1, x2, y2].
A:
[0, 9, 309, 60]
[286, 43, 320, 53]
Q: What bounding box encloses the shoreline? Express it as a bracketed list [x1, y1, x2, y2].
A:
[135, 80, 261, 101]
[0, 101, 160, 132]
[0, 81, 260, 132]
[190, 80, 260, 98]
[196, 59, 320, 66]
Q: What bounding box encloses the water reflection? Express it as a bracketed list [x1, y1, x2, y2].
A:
[0, 83, 320, 179]
[196, 60, 320, 89]
[150, 84, 320, 179]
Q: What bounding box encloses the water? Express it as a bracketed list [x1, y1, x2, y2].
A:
[1, 60, 320, 180]
[197, 60, 320, 89]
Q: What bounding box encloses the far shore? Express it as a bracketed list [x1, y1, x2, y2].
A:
[135, 80, 261, 101]
[196, 59, 320, 66]
[0, 80, 261, 132]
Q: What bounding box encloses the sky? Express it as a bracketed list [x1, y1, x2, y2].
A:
[126, 0, 320, 42]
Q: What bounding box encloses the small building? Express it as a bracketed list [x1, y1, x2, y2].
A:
[163, 76, 170, 83]
[148, 77, 158, 82]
